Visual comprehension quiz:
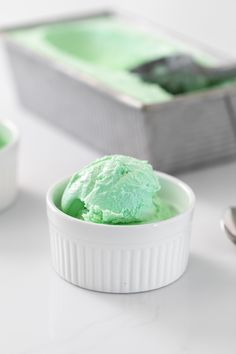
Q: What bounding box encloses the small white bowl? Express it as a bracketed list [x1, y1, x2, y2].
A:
[0, 120, 19, 212]
[47, 172, 195, 293]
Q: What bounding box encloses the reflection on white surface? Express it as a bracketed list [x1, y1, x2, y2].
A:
[22, 254, 236, 354]
[48, 273, 160, 340]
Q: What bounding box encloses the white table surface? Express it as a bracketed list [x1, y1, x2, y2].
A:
[1, 38, 236, 354]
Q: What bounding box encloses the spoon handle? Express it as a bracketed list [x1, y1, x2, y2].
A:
[206, 64, 236, 81]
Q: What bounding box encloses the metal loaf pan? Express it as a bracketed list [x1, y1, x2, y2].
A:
[2, 10, 236, 172]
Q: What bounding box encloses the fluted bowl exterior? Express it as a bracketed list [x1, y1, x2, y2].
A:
[47, 172, 195, 293]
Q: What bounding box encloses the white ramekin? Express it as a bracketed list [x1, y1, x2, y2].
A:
[47, 172, 195, 293]
[0, 120, 19, 212]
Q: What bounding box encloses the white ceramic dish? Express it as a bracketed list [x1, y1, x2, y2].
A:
[0, 120, 19, 212]
[47, 172, 195, 293]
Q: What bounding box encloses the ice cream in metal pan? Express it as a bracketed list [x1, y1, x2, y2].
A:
[4, 11, 236, 173]
[8, 16, 226, 104]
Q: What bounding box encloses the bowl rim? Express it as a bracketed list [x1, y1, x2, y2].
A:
[0, 119, 19, 154]
[47, 171, 196, 229]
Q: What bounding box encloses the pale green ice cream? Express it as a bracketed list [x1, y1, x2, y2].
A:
[61, 155, 176, 224]
[0, 137, 5, 149]
[9, 17, 218, 104]
[0, 125, 9, 149]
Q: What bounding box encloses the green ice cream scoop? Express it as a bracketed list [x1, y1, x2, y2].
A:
[0, 137, 5, 149]
[61, 155, 175, 224]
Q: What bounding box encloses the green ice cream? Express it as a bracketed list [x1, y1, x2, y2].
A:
[61, 155, 176, 224]
[0, 125, 9, 149]
[0, 137, 5, 149]
[10, 17, 219, 103]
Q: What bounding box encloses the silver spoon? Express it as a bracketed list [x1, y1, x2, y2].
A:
[221, 207, 236, 244]
[130, 54, 236, 95]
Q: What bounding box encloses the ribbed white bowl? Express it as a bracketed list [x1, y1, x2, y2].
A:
[47, 172, 195, 293]
[0, 120, 19, 212]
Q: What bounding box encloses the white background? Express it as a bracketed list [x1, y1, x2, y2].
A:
[1, 1, 236, 354]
